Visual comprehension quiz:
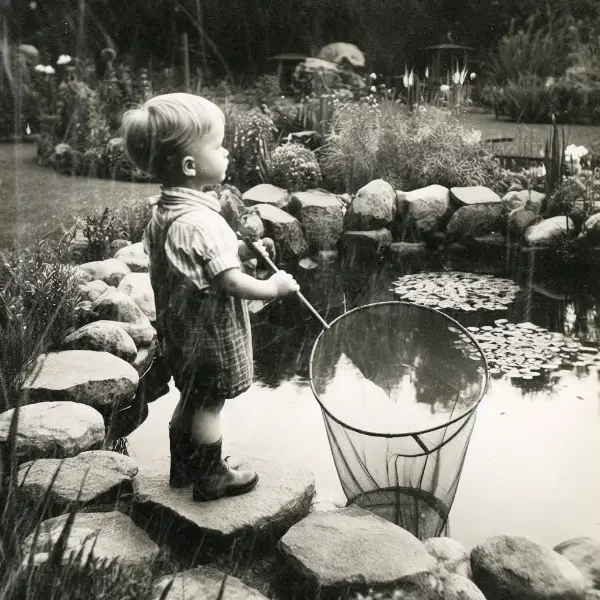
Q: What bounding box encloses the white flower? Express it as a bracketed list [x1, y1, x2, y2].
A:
[453, 71, 460, 85]
[57, 54, 72, 65]
[440, 84, 450, 94]
[564, 144, 589, 160]
[370, 72, 377, 80]
[470, 72, 476, 80]
[43, 65, 55, 74]
[425, 66, 429, 78]
[403, 74, 409, 88]
[34, 64, 45, 72]
[408, 70, 414, 87]
[370, 85, 376, 92]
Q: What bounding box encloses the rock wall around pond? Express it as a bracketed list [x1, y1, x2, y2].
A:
[239, 180, 600, 271]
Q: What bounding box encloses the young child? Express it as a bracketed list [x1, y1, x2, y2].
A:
[121, 93, 299, 502]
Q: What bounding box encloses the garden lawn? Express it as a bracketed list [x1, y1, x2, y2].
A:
[459, 111, 600, 157]
[0, 142, 158, 251]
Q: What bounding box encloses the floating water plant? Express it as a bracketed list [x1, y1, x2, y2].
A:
[390, 272, 520, 312]
[455, 320, 600, 379]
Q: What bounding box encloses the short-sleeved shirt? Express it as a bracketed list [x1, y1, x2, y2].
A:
[143, 186, 253, 401]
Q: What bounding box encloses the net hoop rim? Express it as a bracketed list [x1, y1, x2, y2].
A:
[308, 300, 490, 438]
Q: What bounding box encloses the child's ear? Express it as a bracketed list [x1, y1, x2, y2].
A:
[181, 156, 196, 177]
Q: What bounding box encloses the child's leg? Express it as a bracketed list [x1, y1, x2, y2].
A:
[190, 399, 225, 445]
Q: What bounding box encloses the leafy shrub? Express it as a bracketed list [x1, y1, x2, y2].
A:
[118, 196, 154, 244]
[321, 102, 502, 193]
[224, 107, 276, 190]
[267, 142, 322, 191]
[0, 238, 82, 409]
[486, 13, 579, 86]
[496, 75, 558, 123]
[81, 207, 130, 262]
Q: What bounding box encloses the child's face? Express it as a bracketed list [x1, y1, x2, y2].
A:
[190, 119, 229, 186]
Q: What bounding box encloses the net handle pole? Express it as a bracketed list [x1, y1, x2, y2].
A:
[246, 239, 330, 330]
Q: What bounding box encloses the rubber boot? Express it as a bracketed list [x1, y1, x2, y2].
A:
[169, 424, 195, 487]
[191, 437, 259, 502]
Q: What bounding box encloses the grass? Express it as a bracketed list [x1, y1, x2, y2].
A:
[0, 143, 157, 252]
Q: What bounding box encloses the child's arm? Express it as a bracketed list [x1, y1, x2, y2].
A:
[216, 268, 298, 301]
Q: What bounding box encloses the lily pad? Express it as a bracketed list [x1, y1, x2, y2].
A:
[457, 321, 600, 379]
[391, 272, 520, 312]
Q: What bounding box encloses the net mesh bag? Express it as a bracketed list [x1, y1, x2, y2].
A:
[309, 301, 488, 539]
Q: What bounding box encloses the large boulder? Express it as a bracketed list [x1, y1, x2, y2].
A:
[317, 42, 366, 68]
[217, 187, 252, 232]
[79, 258, 131, 287]
[578, 213, 600, 247]
[92, 286, 152, 325]
[242, 183, 291, 210]
[114, 242, 149, 272]
[446, 203, 503, 241]
[471, 534, 589, 600]
[78, 279, 110, 303]
[524, 216, 575, 247]
[117, 272, 156, 322]
[503, 189, 546, 215]
[424, 537, 472, 579]
[18, 350, 139, 411]
[22, 511, 159, 568]
[154, 565, 269, 600]
[0, 402, 104, 464]
[507, 207, 541, 236]
[18, 450, 138, 509]
[60, 321, 138, 363]
[400, 185, 450, 236]
[339, 229, 393, 265]
[442, 574, 487, 600]
[387, 242, 430, 266]
[554, 537, 600, 590]
[288, 190, 344, 251]
[106, 320, 157, 346]
[278, 506, 438, 598]
[344, 179, 396, 231]
[253, 204, 308, 258]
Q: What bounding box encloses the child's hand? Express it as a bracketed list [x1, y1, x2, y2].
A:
[269, 271, 299, 296]
[255, 237, 276, 260]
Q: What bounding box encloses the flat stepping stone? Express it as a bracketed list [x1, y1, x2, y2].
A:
[253, 204, 308, 258]
[23, 510, 159, 568]
[18, 450, 137, 509]
[0, 401, 104, 464]
[132, 456, 314, 558]
[19, 350, 139, 412]
[277, 506, 438, 597]
[154, 565, 268, 600]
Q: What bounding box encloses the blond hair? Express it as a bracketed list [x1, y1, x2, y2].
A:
[121, 93, 224, 179]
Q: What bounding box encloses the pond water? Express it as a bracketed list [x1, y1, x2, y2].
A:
[3, 143, 599, 551]
[127, 257, 600, 552]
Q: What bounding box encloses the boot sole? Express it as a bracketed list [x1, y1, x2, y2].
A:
[192, 474, 259, 502]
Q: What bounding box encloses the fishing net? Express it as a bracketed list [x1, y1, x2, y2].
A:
[309, 301, 488, 539]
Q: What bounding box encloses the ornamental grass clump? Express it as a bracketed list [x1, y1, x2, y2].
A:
[268, 142, 322, 191]
[320, 102, 502, 193]
[0, 238, 82, 409]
